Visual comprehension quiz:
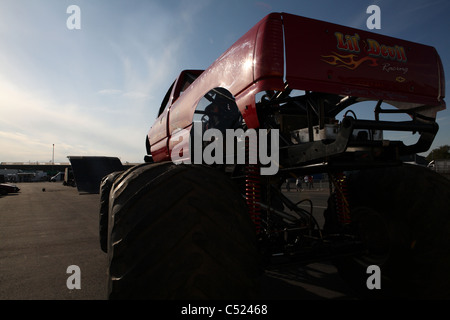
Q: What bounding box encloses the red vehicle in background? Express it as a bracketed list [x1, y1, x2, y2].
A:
[99, 13, 449, 299]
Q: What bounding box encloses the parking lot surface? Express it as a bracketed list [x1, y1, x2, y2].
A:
[0, 182, 106, 299]
[0, 181, 356, 300]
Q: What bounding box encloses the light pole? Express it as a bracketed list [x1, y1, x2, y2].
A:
[52, 144, 55, 174]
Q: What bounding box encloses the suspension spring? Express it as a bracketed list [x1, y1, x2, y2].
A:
[245, 164, 262, 233]
[245, 140, 262, 234]
[334, 173, 351, 224]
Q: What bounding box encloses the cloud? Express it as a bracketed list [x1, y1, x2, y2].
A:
[255, 2, 272, 12]
[0, 75, 145, 163]
[122, 91, 151, 100]
[97, 88, 151, 100]
[97, 89, 123, 96]
[0, 1, 210, 163]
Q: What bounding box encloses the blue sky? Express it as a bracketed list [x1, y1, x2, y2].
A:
[0, 0, 449, 163]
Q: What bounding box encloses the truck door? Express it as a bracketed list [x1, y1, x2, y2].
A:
[148, 81, 175, 162]
[149, 70, 203, 162]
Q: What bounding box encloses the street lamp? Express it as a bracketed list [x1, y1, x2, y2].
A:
[52, 144, 55, 174]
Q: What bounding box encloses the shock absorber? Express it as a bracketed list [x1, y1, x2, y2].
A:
[245, 140, 262, 234]
[334, 173, 351, 225]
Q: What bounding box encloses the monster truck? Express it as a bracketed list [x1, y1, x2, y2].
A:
[100, 12, 449, 299]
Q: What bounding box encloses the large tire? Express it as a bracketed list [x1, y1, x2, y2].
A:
[99, 171, 124, 253]
[331, 164, 450, 299]
[107, 162, 261, 299]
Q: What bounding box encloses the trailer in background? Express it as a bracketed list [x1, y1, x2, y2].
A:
[67, 156, 124, 194]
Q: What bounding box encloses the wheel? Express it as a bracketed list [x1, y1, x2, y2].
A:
[327, 164, 450, 299]
[99, 170, 124, 253]
[106, 162, 261, 299]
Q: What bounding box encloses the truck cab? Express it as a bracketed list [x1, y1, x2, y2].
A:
[147, 70, 203, 162]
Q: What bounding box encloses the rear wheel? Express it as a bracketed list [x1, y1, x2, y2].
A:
[328, 164, 450, 299]
[107, 162, 261, 299]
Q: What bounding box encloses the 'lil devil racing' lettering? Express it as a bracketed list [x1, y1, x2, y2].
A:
[334, 32, 407, 63]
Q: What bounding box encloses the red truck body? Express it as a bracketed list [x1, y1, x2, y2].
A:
[148, 12, 445, 164]
[103, 12, 450, 300]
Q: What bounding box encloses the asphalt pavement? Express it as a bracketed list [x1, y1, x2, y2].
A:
[0, 182, 106, 299]
[0, 181, 357, 300]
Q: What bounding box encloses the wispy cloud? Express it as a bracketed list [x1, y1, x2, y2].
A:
[97, 89, 123, 96]
[97, 88, 152, 100]
[255, 2, 272, 12]
[0, 75, 144, 162]
[0, 1, 217, 163]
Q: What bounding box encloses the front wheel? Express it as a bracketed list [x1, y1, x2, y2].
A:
[106, 162, 261, 299]
[99, 170, 124, 253]
[327, 164, 450, 299]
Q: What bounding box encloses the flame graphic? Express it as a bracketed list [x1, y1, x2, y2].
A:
[321, 52, 378, 70]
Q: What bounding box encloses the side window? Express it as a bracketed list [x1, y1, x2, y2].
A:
[158, 81, 175, 117]
[193, 88, 243, 134]
[177, 72, 199, 99]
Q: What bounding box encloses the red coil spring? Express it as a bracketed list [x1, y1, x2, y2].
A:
[245, 163, 262, 233]
[334, 173, 351, 224]
[245, 139, 262, 234]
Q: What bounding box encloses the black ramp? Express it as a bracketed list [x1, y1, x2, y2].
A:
[68, 156, 124, 194]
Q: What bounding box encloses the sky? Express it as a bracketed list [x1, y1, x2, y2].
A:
[0, 0, 449, 164]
